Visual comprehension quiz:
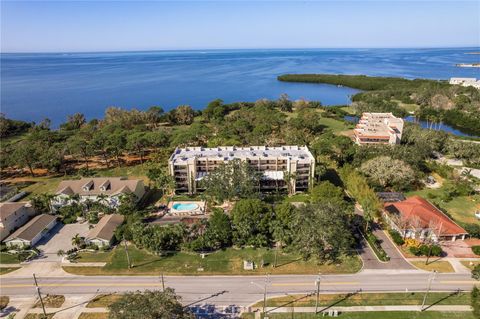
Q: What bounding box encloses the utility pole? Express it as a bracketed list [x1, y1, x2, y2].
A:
[315, 273, 321, 314]
[161, 273, 165, 292]
[251, 274, 270, 318]
[273, 244, 278, 268]
[123, 235, 132, 269]
[421, 270, 437, 310]
[33, 273, 47, 319]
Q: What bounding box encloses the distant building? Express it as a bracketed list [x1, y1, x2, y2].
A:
[449, 77, 480, 89]
[383, 196, 467, 242]
[0, 202, 37, 241]
[85, 214, 124, 248]
[354, 113, 404, 145]
[168, 146, 315, 194]
[52, 177, 145, 211]
[4, 214, 57, 248]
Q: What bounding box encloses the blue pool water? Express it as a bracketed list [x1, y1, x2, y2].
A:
[172, 203, 199, 211]
[1, 48, 479, 126]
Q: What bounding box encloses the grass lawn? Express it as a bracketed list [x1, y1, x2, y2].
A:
[284, 193, 311, 203]
[24, 314, 55, 319]
[0, 296, 9, 310]
[393, 100, 420, 113]
[86, 294, 121, 308]
[96, 165, 148, 182]
[34, 295, 65, 308]
[0, 253, 21, 264]
[13, 175, 65, 199]
[76, 251, 113, 263]
[0, 267, 20, 275]
[461, 260, 480, 270]
[242, 312, 475, 319]
[8, 163, 148, 199]
[318, 117, 354, 133]
[78, 314, 109, 319]
[254, 291, 471, 308]
[410, 260, 454, 273]
[339, 106, 356, 115]
[64, 246, 361, 276]
[405, 188, 480, 225]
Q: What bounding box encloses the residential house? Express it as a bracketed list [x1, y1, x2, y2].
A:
[168, 146, 315, 194]
[52, 177, 145, 211]
[383, 196, 468, 242]
[354, 113, 404, 145]
[4, 214, 57, 248]
[0, 202, 37, 241]
[85, 214, 124, 248]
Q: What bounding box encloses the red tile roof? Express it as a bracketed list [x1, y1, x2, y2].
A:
[384, 196, 467, 236]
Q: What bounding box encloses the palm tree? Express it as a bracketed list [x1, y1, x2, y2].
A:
[283, 171, 296, 196]
[97, 193, 109, 207]
[71, 233, 83, 248]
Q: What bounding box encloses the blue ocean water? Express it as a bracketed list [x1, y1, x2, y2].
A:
[1, 48, 479, 126]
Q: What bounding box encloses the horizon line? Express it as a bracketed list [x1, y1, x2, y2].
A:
[2, 45, 479, 55]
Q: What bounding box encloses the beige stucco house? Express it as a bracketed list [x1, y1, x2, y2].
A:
[0, 202, 37, 241]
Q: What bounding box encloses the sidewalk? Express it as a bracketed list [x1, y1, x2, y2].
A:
[255, 305, 472, 313]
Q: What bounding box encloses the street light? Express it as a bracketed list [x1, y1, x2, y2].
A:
[251, 274, 270, 317]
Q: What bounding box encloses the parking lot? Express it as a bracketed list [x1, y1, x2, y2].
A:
[35, 222, 90, 261]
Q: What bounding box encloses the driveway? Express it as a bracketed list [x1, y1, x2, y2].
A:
[35, 222, 90, 261]
[354, 205, 414, 270]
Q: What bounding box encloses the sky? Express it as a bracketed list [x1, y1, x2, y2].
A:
[1, 1, 479, 52]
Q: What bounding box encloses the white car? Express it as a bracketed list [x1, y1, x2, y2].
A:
[475, 211, 480, 220]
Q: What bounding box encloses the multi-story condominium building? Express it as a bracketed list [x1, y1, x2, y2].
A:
[0, 202, 37, 241]
[354, 112, 404, 145]
[449, 77, 480, 89]
[168, 146, 315, 194]
[52, 177, 145, 211]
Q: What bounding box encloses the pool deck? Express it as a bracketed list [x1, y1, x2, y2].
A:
[168, 200, 206, 216]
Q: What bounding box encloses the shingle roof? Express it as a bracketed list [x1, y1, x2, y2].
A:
[4, 214, 57, 242]
[384, 196, 467, 236]
[0, 202, 31, 221]
[86, 214, 124, 242]
[55, 177, 142, 196]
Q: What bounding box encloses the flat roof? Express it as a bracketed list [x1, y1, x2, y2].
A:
[170, 146, 314, 165]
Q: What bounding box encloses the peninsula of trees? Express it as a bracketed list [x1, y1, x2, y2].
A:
[278, 74, 480, 136]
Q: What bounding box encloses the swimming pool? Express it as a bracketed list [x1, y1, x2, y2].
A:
[172, 203, 199, 211]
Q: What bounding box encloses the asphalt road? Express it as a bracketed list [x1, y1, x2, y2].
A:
[0, 272, 476, 306]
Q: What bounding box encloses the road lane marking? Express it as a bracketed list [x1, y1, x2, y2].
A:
[272, 282, 359, 287]
[439, 281, 478, 284]
[1, 283, 164, 288]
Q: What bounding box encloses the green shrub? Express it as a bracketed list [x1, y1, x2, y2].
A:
[472, 286, 480, 318]
[409, 246, 421, 256]
[464, 223, 480, 239]
[472, 264, 480, 280]
[409, 244, 442, 257]
[472, 246, 480, 256]
[430, 245, 442, 257]
[388, 229, 405, 246]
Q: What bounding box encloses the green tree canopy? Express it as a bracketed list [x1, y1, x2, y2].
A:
[201, 159, 260, 203]
[109, 289, 194, 319]
[310, 181, 344, 204]
[231, 199, 274, 247]
[294, 203, 354, 261]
